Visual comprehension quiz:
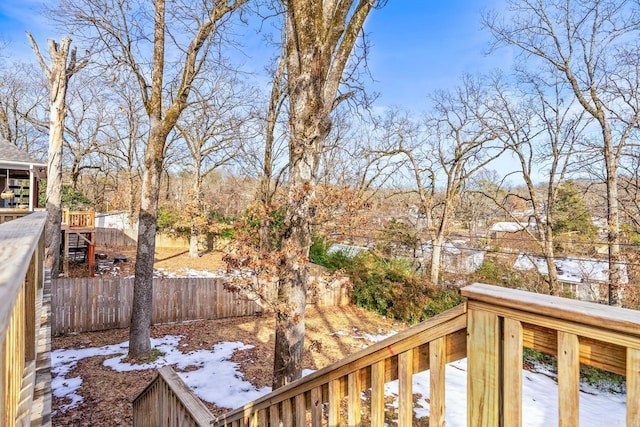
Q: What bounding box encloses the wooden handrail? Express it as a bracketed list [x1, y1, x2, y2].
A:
[209, 283, 639, 426]
[214, 303, 468, 426]
[461, 283, 640, 426]
[0, 211, 46, 426]
[132, 366, 215, 427]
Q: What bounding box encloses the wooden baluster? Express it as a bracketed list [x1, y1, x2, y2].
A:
[282, 398, 293, 426]
[628, 348, 640, 426]
[328, 378, 342, 426]
[269, 402, 281, 427]
[467, 309, 500, 427]
[348, 370, 361, 426]
[398, 350, 413, 426]
[310, 386, 323, 427]
[430, 337, 446, 426]
[295, 393, 306, 427]
[558, 331, 579, 427]
[503, 318, 523, 427]
[370, 360, 385, 427]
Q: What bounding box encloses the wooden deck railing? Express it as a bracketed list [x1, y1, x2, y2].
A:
[133, 366, 215, 427]
[205, 283, 639, 426]
[0, 208, 30, 224]
[0, 211, 48, 426]
[62, 210, 95, 228]
[214, 304, 468, 426]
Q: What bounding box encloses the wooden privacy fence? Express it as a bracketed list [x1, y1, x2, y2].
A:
[51, 276, 350, 335]
[94, 227, 190, 248]
[51, 277, 262, 335]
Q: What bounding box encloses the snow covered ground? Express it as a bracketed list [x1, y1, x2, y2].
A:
[51, 332, 627, 425]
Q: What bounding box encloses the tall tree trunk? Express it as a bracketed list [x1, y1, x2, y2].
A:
[129, 0, 168, 359]
[430, 236, 444, 285]
[604, 127, 622, 306]
[44, 104, 64, 278]
[541, 235, 559, 296]
[129, 123, 166, 358]
[189, 175, 202, 258]
[271, 0, 377, 389]
[28, 34, 85, 278]
[272, 133, 326, 389]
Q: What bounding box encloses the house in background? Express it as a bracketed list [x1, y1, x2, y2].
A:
[0, 139, 46, 222]
[513, 253, 628, 302]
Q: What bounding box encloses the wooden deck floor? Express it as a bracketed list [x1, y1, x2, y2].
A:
[30, 270, 52, 427]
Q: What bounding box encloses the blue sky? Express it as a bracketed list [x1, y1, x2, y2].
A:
[366, 1, 510, 110]
[0, 1, 511, 113]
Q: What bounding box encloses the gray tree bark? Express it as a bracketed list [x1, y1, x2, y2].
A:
[273, 0, 378, 389]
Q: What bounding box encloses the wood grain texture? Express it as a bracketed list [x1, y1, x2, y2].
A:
[467, 309, 500, 427]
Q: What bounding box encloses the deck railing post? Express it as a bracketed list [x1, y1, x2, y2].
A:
[467, 308, 501, 427]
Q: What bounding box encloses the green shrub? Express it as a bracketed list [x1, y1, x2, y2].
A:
[62, 185, 92, 211]
[473, 258, 502, 284]
[310, 236, 358, 271]
[309, 237, 463, 323]
[348, 253, 461, 324]
[157, 207, 180, 233]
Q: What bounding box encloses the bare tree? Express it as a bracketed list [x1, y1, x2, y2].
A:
[270, 0, 383, 389]
[0, 63, 49, 154]
[99, 74, 147, 216]
[482, 73, 588, 294]
[176, 73, 255, 257]
[55, 0, 248, 358]
[421, 77, 505, 284]
[28, 33, 87, 278]
[63, 79, 107, 189]
[484, 0, 640, 305]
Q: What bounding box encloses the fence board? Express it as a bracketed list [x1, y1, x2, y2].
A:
[51, 273, 350, 335]
[51, 277, 253, 334]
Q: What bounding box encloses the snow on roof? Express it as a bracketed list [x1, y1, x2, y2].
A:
[490, 222, 527, 232]
[514, 254, 628, 284]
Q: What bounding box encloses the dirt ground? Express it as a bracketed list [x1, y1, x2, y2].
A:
[67, 246, 228, 277]
[55, 245, 407, 425]
[51, 305, 406, 426]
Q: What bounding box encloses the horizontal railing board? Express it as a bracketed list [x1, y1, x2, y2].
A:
[462, 283, 640, 338]
[0, 211, 45, 345]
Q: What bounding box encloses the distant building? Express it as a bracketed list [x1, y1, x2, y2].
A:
[327, 243, 368, 258]
[513, 254, 627, 302]
[421, 240, 485, 275]
[0, 139, 46, 211]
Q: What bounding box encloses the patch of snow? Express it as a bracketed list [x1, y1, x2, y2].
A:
[364, 331, 398, 343]
[514, 254, 628, 284]
[326, 244, 368, 258]
[51, 336, 270, 412]
[52, 335, 627, 425]
[383, 358, 625, 426]
[490, 222, 527, 232]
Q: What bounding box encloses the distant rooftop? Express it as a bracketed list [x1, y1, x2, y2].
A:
[490, 222, 527, 232]
[0, 138, 46, 167]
